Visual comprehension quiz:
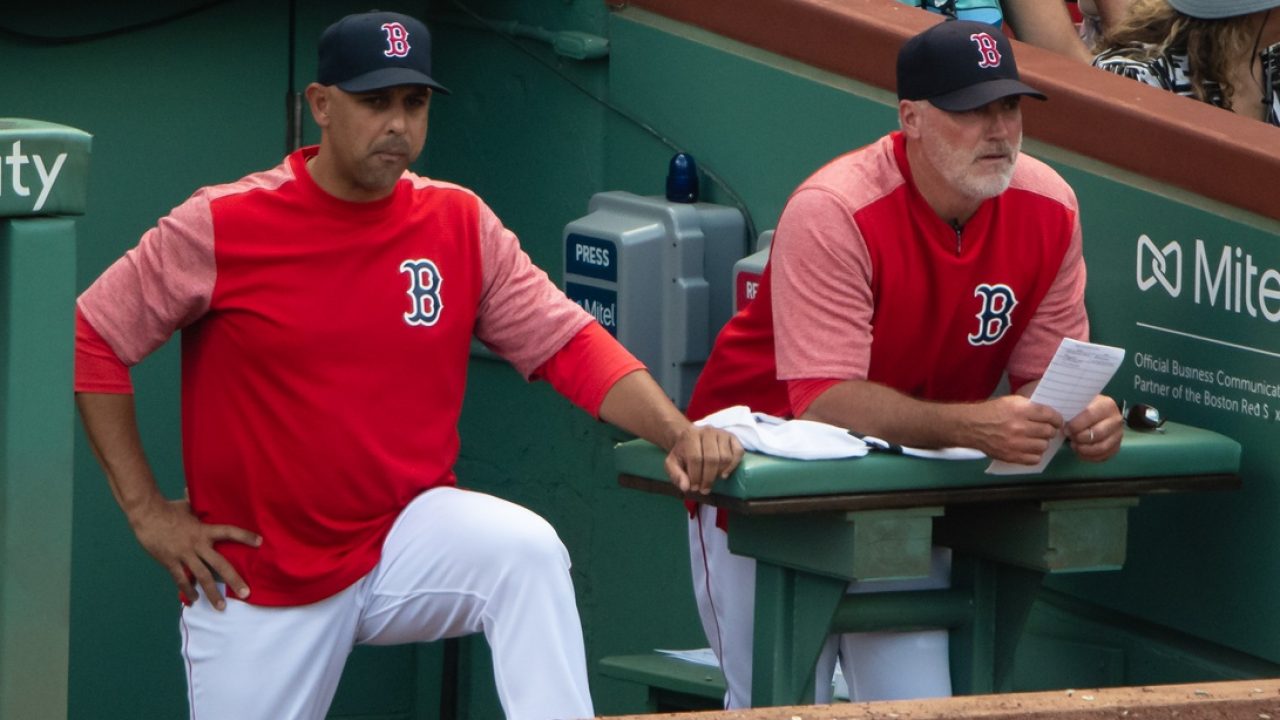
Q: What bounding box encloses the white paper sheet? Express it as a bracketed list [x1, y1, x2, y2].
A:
[986, 338, 1125, 475]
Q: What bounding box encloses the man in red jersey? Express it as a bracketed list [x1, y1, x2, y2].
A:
[74, 11, 741, 720]
[684, 20, 1122, 709]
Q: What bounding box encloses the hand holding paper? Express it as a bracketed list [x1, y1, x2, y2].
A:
[987, 338, 1125, 475]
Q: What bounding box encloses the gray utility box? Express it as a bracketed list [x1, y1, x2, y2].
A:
[563, 191, 745, 409]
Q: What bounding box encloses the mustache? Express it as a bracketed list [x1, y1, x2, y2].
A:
[979, 142, 1018, 159]
[371, 138, 412, 155]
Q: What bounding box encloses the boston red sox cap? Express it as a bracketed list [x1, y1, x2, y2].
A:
[897, 20, 1044, 112]
[318, 11, 451, 95]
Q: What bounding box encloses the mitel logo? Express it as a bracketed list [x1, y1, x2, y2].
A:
[1134, 234, 1280, 322]
[1136, 234, 1182, 297]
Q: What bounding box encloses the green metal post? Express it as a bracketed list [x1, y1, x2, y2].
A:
[0, 118, 91, 720]
[750, 562, 847, 707]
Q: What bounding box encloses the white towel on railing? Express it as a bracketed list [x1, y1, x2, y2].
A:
[692, 405, 868, 460]
[694, 405, 985, 461]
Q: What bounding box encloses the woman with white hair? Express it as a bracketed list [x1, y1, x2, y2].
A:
[1093, 0, 1280, 124]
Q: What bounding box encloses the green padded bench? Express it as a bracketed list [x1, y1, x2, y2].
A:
[607, 422, 1241, 709]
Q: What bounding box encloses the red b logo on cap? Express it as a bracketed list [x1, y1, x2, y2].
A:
[970, 33, 1002, 68]
[382, 22, 411, 58]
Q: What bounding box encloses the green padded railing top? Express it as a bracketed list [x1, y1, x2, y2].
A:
[615, 422, 1242, 501]
[0, 118, 92, 217]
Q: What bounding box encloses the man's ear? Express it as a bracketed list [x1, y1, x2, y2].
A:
[898, 99, 923, 139]
[305, 83, 330, 128]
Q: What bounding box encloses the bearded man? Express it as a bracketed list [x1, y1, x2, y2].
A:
[681, 19, 1123, 710]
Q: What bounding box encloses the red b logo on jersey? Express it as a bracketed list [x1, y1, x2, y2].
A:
[382, 22, 411, 58]
[970, 33, 1002, 68]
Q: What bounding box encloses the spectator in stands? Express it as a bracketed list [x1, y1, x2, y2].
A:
[1093, 0, 1280, 125]
[898, 0, 1093, 62]
[1077, 0, 1135, 51]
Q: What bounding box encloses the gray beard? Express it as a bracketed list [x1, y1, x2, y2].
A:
[924, 136, 1020, 202]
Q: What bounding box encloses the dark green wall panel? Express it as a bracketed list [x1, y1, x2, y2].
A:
[604, 11, 900, 237]
[1041, 162, 1280, 664]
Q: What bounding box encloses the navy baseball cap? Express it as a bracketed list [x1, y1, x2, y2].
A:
[897, 20, 1044, 112]
[318, 11, 450, 94]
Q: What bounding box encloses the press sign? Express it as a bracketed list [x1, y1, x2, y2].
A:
[565, 234, 616, 282]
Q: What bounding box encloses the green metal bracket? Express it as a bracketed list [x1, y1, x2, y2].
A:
[729, 506, 943, 582]
[830, 588, 974, 634]
[750, 563, 847, 707]
[937, 498, 1139, 573]
[0, 117, 89, 720]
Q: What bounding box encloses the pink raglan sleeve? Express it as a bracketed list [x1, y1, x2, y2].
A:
[1006, 196, 1090, 390]
[472, 197, 597, 379]
[773, 187, 876, 382]
[77, 191, 218, 366]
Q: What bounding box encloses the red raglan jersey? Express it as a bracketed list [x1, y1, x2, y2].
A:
[687, 131, 1088, 422]
[78, 147, 640, 606]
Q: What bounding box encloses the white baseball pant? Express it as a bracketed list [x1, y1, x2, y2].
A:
[180, 486, 593, 720]
[688, 503, 952, 709]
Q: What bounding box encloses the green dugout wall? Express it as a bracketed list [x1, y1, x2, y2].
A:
[3, 0, 1280, 717]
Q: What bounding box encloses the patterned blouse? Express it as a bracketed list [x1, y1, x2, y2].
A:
[1094, 41, 1280, 127]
